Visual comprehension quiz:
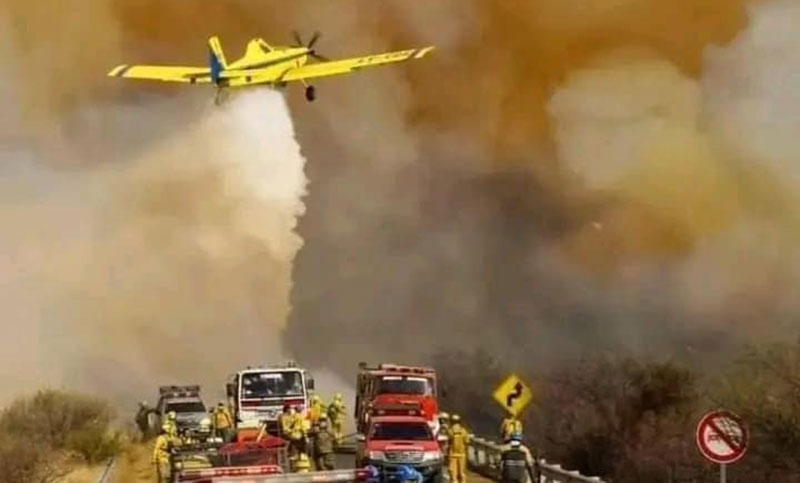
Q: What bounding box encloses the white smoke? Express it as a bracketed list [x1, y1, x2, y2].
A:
[0, 90, 307, 406]
[704, 0, 800, 192]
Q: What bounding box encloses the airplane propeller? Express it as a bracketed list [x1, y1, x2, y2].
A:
[292, 30, 330, 61]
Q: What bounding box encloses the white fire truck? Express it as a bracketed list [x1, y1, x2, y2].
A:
[226, 362, 315, 433]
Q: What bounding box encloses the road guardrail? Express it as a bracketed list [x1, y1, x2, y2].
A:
[467, 436, 607, 483]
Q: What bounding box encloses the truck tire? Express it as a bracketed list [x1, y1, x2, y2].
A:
[427, 469, 444, 483]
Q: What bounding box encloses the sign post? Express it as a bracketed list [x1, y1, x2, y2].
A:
[695, 410, 748, 483]
[492, 374, 533, 417]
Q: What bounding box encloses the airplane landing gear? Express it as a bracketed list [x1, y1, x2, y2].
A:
[305, 85, 316, 102]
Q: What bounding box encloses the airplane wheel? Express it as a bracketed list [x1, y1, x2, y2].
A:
[305, 85, 316, 102]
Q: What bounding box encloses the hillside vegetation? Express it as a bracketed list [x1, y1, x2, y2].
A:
[0, 390, 122, 483]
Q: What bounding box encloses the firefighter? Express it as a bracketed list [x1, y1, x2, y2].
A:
[279, 404, 294, 438]
[500, 434, 535, 483]
[213, 402, 234, 442]
[327, 393, 346, 444]
[282, 405, 306, 458]
[152, 426, 172, 483]
[308, 394, 326, 427]
[501, 416, 523, 442]
[439, 412, 451, 431]
[163, 411, 178, 439]
[135, 401, 152, 441]
[447, 414, 470, 483]
[296, 406, 311, 454]
[294, 452, 311, 473]
[312, 416, 336, 470]
[438, 412, 451, 455]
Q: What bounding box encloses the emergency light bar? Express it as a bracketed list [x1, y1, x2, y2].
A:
[160, 384, 201, 396]
[358, 363, 435, 375]
[178, 468, 372, 483]
[177, 464, 282, 481]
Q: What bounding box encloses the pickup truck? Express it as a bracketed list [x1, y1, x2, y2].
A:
[356, 415, 446, 483]
[155, 385, 208, 435]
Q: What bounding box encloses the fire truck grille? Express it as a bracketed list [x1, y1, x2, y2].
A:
[385, 450, 424, 463]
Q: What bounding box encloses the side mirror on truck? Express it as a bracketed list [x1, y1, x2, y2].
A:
[306, 378, 315, 391]
[226, 383, 235, 398]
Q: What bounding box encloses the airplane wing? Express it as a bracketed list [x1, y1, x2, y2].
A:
[108, 64, 212, 84]
[282, 47, 434, 82]
[221, 47, 434, 86]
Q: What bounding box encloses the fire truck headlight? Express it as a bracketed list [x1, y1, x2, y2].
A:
[422, 450, 442, 462]
[368, 451, 386, 461]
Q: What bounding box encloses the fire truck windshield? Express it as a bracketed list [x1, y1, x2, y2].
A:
[377, 376, 433, 396]
[370, 421, 433, 441]
[241, 371, 304, 399]
[166, 401, 206, 413]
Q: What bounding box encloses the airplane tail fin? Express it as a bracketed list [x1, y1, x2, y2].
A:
[208, 36, 228, 84]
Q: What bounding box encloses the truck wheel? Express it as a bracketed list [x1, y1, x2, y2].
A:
[427, 470, 444, 483]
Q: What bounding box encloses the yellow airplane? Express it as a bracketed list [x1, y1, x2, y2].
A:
[108, 32, 434, 103]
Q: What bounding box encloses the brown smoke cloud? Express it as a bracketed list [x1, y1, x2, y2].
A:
[3, 0, 800, 406]
[288, 0, 800, 375]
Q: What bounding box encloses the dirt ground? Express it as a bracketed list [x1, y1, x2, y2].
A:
[113, 442, 155, 483]
[58, 465, 106, 483]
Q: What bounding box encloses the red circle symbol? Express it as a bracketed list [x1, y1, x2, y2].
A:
[696, 410, 749, 464]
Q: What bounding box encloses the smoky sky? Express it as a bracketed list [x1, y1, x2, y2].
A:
[2, 0, 800, 404]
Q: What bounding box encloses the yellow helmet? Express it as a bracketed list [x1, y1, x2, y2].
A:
[168, 411, 177, 420]
[311, 395, 321, 403]
[334, 393, 343, 401]
[452, 414, 461, 422]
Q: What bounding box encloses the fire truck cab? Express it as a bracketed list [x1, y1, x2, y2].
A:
[355, 363, 440, 435]
[226, 362, 315, 434]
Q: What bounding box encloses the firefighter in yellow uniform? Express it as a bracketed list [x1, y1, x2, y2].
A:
[279, 404, 294, 438]
[296, 408, 310, 452]
[152, 426, 173, 483]
[447, 414, 470, 483]
[500, 416, 523, 442]
[327, 393, 346, 445]
[281, 404, 307, 459]
[307, 395, 326, 427]
[306, 395, 324, 460]
[213, 402, 234, 442]
[163, 411, 178, 439]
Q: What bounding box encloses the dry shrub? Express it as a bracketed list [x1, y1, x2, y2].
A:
[439, 345, 800, 482]
[0, 389, 122, 482]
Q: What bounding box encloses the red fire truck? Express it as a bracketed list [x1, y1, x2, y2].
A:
[355, 363, 440, 435]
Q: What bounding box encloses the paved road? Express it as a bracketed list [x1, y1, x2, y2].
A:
[333, 453, 495, 483]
